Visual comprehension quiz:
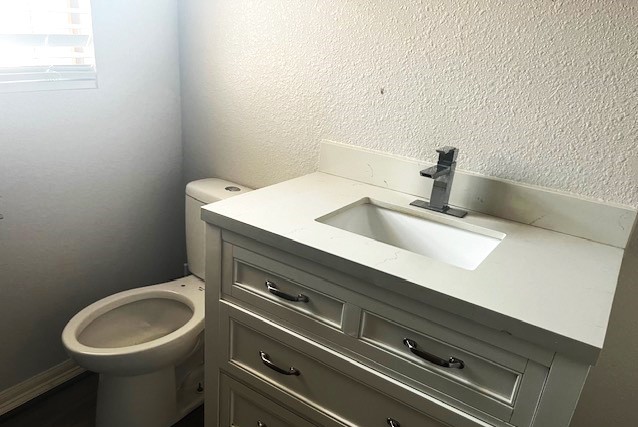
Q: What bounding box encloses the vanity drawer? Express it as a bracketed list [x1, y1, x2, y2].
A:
[356, 309, 547, 425]
[362, 312, 519, 402]
[220, 373, 319, 427]
[221, 302, 491, 427]
[223, 244, 346, 329]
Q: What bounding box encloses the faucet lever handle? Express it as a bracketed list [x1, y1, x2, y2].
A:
[435, 146, 458, 164]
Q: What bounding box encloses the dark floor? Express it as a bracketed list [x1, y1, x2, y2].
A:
[0, 373, 204, 427]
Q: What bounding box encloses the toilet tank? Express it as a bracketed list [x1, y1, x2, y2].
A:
[185, 179, 252, 280]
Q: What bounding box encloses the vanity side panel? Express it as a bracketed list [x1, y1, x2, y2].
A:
[530, 355, 590, 427]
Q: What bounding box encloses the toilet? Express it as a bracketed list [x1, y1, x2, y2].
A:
[62, 179, 252, 427]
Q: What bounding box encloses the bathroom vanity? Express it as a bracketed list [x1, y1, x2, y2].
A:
[202, 143, 635, 427]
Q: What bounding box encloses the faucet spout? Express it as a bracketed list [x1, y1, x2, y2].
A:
[420, 164, 450, 180]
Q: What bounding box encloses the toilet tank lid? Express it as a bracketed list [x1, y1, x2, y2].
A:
[186, 178, 253, 203]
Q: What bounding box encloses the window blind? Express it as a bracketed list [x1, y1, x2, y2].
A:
[0, 0, 97, 93]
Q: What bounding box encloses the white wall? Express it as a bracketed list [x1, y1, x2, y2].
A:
[179, 1, 638, 426]
[0, 0, 184, 391]
[180, 0, 636, 207]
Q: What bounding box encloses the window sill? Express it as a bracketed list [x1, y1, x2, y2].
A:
[0, 79, 98, 94]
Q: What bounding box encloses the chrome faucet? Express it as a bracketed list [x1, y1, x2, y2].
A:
[410, 146, 467, 218]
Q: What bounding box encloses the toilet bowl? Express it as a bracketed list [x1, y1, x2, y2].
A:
[62, 276, 204, 376]
[61, 179, 252, 427]
[62, 276, 204, 427]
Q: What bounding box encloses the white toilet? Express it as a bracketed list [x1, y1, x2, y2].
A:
[62, 179, 251, 427]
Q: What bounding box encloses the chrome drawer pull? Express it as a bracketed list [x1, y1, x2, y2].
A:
[403, 338, 465, 369]
[265, 280, 309, 303]
[257, 422, 267, 427]
[387, 418, 401, 427]
[259, 351, 301, 376]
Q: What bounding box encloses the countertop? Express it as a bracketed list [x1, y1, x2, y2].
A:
[202, 172, 625, 364]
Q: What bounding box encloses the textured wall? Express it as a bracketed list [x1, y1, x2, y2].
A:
[0, 0, 184, 391]
[179, 1, 637, 426]
[181, 0, 636, 207]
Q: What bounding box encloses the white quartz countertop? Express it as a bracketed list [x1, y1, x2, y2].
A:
[202, 172, 624, 364]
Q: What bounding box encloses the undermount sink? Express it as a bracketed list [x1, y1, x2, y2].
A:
[316, 199, 505, 270]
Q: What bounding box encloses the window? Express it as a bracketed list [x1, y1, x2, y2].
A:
[0, 0, 96, 93]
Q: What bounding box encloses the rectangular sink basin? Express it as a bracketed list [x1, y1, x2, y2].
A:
[316, 199, 505, 270]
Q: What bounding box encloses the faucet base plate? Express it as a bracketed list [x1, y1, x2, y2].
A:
[410, 200, 467, 218]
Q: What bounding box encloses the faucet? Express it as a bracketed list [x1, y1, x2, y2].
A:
[410, 146, 467, 218]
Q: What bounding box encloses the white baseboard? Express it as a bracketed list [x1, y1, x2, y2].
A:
[0, 359, 86, 416]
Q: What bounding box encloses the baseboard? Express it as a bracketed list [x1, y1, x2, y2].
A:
[0, 359, 86, 416]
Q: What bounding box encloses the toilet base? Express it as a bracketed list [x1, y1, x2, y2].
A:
[96, 368, 177, 427]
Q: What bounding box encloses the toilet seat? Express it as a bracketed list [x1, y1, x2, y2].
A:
[62, 276, 204, 376]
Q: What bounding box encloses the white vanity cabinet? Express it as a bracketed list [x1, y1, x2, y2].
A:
[201, 144, 635, 427]
[205, 228, 590, 427]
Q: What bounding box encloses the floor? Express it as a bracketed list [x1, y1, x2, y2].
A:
[0, 373, 204, 427]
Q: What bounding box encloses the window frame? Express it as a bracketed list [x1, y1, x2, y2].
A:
[0, 0, 97, 94]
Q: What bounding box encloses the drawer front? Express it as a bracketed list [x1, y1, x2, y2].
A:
[361, 312, 519, 405]
[220, 374, 318, 427]
[225, 244, 346, 329]
[222, 303, 490, 427]
[356, 306, 548, 425]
